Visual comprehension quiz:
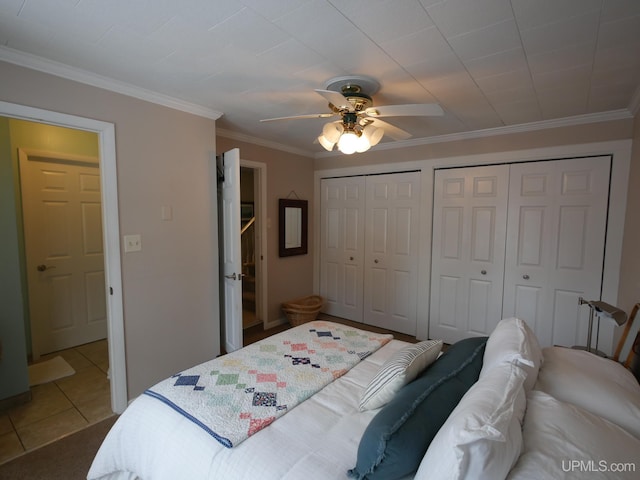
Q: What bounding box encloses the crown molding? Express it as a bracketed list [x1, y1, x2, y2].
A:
[225, 109, 633, 159]
[315, 108, 634, 158]
[3, 46, 633, 155]
[0, 46, 223, 121]
[216, 128, 315, 158]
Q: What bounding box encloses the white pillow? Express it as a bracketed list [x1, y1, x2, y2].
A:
[507, 390, 640, 480]
[415, 362, 527, 480]
[359, 339, 442, 411]
[534, 346, 640, 439]
[481, 317, 543, 392]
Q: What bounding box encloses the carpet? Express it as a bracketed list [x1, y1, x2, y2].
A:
[28, 356, 75, 386]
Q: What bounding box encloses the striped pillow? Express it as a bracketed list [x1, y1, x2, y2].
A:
[359, 339, 443, 411]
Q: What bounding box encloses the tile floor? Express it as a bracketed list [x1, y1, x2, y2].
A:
[0, 339, 113, 465]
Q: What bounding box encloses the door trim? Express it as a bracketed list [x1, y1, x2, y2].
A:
[1, 101, 127, 414]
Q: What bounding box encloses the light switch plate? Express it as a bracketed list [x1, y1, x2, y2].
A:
[124, 234, 142, 253]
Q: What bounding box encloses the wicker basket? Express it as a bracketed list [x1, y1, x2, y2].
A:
[282, 295, 324, 326]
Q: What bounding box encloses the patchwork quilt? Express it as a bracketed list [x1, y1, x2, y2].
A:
[145, 321, 392, 448]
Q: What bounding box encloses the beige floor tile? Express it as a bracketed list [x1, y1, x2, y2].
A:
[55, 365, 109, 406]
[16, 408, 87, 451]
[0, 415, 13, 435]
[5, 340, 112, 458]
[0, 431, 25, 465]
[76, 394, 114, 425]
[8, 383, 73, 429]
[96, 360, 110, 375]
[75, 339, 108, 366]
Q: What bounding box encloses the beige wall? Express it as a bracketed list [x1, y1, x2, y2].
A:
[618, 112, 640, 314]
[0, 61, 219, 398]
[216, 136, 315, 324]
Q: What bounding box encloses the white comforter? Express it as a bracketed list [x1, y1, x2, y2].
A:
[88, 339, 410, 480]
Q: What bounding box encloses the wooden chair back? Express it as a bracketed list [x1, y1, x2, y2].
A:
[612, 302, 640, 367]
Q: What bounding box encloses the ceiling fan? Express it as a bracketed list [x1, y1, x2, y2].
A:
[260, 75, 444, 154]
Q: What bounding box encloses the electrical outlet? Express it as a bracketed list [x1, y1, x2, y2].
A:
[124, 234, 142, 253]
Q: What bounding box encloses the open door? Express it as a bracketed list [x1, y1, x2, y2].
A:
[219, 148, 243, 353]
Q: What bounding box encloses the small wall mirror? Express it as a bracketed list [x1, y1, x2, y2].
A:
[279, 198, 308, 257]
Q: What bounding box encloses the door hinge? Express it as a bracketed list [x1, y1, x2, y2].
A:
[109, 287, 113, 295]
[216, 155, 225, 183]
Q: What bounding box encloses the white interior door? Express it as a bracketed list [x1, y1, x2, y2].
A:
[19, 150, 107, 359]
[429, 165, 509, 343]
[503, 156, 611, 349]
[220, 148, 243, 353]
[319, 176, 366, 321]
[363, 172, 421, 335]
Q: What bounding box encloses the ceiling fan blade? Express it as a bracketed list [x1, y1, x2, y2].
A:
[368, 118, 412, 141]
[314, 89, 354, 112]
[260, 113, 336, 122]
[365, 103, 443, 117]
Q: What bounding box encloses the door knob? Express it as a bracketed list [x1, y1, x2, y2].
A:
[224, 273, 245, 280]
[36, 264, 55, 272]
[523, 274, 530, 280]
[481, 270, 487, 275]
[374, 259, 379, 264]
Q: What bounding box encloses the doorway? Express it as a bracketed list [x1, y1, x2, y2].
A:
[240, 166, 260, 329]
[19, 146, 108, 360]
[0, 101, 127, 417]
[240, 160, 267, 336]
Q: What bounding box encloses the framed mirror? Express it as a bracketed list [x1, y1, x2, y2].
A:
[279, 198, 308, 257]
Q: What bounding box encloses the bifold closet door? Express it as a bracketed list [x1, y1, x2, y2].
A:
[363, 172, 421, 336]
[319, 176, 366, 321]
[502, 156, 611, 348]
[429, 165, 509, 344]
[430, 156, 611, 348]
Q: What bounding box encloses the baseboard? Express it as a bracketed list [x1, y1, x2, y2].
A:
[264, 317, 288, 330]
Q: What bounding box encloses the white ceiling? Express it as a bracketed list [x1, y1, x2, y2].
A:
[1, 0, 639, 157]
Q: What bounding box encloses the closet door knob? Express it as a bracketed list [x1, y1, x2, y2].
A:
[480, 270, 487, 275]
[374, 259, 379, 264]
[523, 274, 530, 280]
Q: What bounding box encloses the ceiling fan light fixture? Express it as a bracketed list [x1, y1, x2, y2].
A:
[337, 130, 359, 155]
[355, 134, 371, 153]
[318, 134, 335, 151]
[362, 124, 383, 146]
[322, 122, 343, 143]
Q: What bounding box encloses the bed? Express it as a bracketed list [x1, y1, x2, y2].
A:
[88, 318, 640, 480]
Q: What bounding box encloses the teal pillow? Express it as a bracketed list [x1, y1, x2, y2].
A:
[348, 336, 488, 480]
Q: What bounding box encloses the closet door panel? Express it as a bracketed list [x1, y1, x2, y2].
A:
[430, 165, 509, 344]
[503, 157, 610, 349]
[363, 172, 421, 335]
[319, 177, 366, 321]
